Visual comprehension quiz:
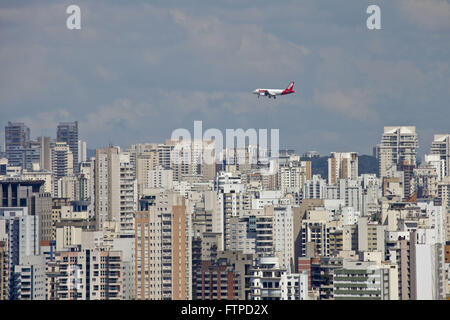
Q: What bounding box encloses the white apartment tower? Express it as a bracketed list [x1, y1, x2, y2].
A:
[51, 142, 74, 196]
[430, 134, 450, 178]
[119, 152, 137, 237]
[78, 140, 87, 163]
[379, 126, 418, 178]
[272, 205, 294, 272]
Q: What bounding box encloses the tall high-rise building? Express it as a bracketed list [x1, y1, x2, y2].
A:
[57, 121, 79, 173]
[431, 134, 450, 178]
[379, 126, 418, 178]
[267, 205, 294, 272]
[328, 152, 358, 184]
[95, 147, 136, 237]
[135, 145, 159, 195]
[0, 207, 39, 299]
[37, 136, 52, 171]
[79, 160, 94, 202]
[23, 140, 41, 171]
[119, 152, 137, 237]
[78, 140, 87, 163]
[4, 122, 30, 168]
[51, 142, 73, 196]
[95, 147, 120, 232]
[135, 192, 191, 300]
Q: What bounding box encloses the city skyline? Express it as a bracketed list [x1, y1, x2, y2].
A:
[1, 120, 447, 164]
[1, 120, 449, 300]
[0, 0, 449, 157]
[0, 0, 449, 302]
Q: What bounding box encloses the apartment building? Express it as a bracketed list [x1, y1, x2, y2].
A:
[0, 207, 39, 299]
[47, 245, 123, 300]
[431, 134, 450, 178]
[249, 256, 308, 300]
[12, 255, 46, 300]
[56, 121, 79, 174]
[333, 260, 391, 300]
[379, 126, 418, 178]
[95, 147, 120, 232]
[134, 192, 191, 300]
[51, 142, 74, 196]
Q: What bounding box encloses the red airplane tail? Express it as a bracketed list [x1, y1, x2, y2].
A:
[286, 81, 294, 91]
[282, 81, 295, 94]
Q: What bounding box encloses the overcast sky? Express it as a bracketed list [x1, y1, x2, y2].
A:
[0, 0, 449, 158]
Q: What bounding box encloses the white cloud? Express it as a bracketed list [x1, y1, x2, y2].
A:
[397, 0, 450, 30]
[17, 109, 71, 136]
[314, 88, 377, 121]
[170, 9, 309, 76]
[94, 65, 117, 81]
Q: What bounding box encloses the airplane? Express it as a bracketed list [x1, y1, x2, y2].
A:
[252, 81, 295, 99]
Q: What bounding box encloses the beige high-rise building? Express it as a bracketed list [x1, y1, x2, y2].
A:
[38, 136, 52, 171]
[385, 232, 417, 300]
[379, 126, 418, 178]
[95, 147, 120, 232]
[134, 191, 191, 300]
[279, 159, 311, 193]
[134, 144, 159, 195]
[328, 152, 358, 184]
[95, 147, 137, 237]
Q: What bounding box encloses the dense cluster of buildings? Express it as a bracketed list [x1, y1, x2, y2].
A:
[0, 122, 449, 300]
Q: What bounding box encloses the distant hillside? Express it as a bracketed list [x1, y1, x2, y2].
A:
[301, 156, 329, 179]
[358, 155, 378, 175]
[301, 155, 378, 179]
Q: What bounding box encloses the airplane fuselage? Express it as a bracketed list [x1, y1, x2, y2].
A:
[253, 89, 286, 96]
[252, 82, 295, 98]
